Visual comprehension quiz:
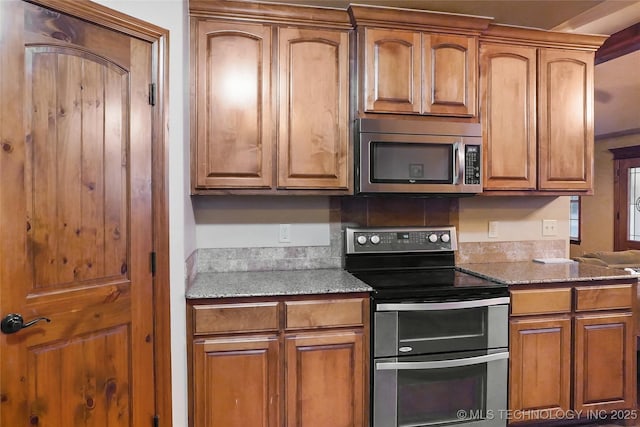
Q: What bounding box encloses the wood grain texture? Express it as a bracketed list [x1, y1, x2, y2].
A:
[509, 317, 572, 419]
[193, 302, 279, 335]
[480, 43, 537, 190]
[538, 48, 594, 191]
[193, 335, 280, 427]
[574, 313, 635, 411]
[193, 20, 273, 189]
[285, 330, 364, 427]
[510, 288, 572, 316]
[363, 27, 421, 113]
[423, 33, 477, 117]
[284, 298, 364, 329]
[575, 284, 634, 312]
[277, 27, 350, 189]
[1, 3, 160, 425]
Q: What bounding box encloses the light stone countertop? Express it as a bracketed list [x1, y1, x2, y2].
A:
[458, 261, 638, 285]
[186, 268, 372, 299]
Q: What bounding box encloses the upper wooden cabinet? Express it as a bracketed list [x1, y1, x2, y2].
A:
[190, 1, 351, 194]
[480, 26, 607, 194]
[349, 5, 491, 118]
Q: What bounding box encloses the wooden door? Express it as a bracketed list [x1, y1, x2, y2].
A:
[423, 33, 477, 117]
[192, 335, 280, 427]
[285, 330, 364, 427]
[277, 27, 350, 190]
[509, 317, 572, 420]
[574, 313, 635, 412]
[192, 20, 273, 190]
[480, 43, 537, 190]
[361, 28, 421, 114]
[538, 48, 594, 191]
[0, 2, 156, 425]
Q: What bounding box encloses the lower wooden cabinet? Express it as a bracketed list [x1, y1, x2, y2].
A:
[509, 316, 572, 420]
[285, 331, 364, 427]
[509, 283, 637, 424]
[574, 313, 635, 412]
[193, 335, 280, 427]
[188, 295, 369, 427]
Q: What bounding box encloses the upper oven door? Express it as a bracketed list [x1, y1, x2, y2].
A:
[374, 297, 509, 358]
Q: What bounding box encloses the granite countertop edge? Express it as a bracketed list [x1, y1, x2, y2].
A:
[458, 261, 639, 286]
[186, 268, 373, 299]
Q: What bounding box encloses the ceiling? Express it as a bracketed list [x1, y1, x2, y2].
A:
[256, 0, 640, 35]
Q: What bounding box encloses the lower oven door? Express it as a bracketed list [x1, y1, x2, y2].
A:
[373, 349, 508, 427]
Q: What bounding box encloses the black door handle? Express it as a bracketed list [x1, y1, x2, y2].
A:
[1, 313, 51, 334]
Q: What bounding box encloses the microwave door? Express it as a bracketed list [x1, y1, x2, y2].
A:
[357, 133, 481, 194]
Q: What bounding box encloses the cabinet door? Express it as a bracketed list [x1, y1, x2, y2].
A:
[192, 21, 273, 190]
[277, 27, 350, 190]
[509, 317, 572, 420]
[574, 313, 635, 411]
[480, 44, 537, 190]
[538, 48, 594, 191]
[192, 335, 279, 427]
[362, 28, 421, 113]
[423, 33, 477, 117]
[285, 330, 365, 427]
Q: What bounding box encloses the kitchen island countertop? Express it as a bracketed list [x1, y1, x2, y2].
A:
[457, 261, 638, 285]
[186, 268, 372, 299]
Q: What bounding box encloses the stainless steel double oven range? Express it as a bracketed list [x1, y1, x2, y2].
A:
[345, 226, 509, 427]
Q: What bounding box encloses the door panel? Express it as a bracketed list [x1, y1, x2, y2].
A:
[277, 27, 349, 189]
[1, 2, 155, 425]
[614, 157, 640, 250]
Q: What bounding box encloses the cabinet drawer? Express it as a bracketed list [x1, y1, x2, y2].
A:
[192, 302, 279, 335]
[510, 288, 572, 316]
[575, 284, 633, 311]
[285, 298, 365, 329]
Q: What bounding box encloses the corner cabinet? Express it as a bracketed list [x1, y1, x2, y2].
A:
[190, 1, 351, 194]
[187, 295, 369, 427]
[509, 283, 637, 423]
[349, 4, 491, 118]
[480, 26, 607, 194]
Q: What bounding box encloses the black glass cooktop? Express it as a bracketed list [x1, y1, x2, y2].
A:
[350, 268, 508, 302]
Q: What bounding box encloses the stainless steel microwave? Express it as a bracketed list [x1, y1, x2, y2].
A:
[355, 118, 483, 195]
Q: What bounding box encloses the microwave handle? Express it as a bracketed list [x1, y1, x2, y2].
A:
[454, 143, 465, 185]
[376, 351, 509, 371]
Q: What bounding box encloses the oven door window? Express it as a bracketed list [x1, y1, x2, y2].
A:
[374, 350, 508, 427]
[398, 364, 485, 426]
[370, 142, 453, 184]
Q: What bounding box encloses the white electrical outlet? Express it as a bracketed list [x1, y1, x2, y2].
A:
[488, 221, 499, 238]
[279, 224, 291, 243]
[542, 219, 558, 236]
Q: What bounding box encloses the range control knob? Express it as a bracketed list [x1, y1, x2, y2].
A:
[370, 235, 381, 245]
[428, 234, 438, 243]
[441, 234, 450, 243]
[356, 235, 367, 245]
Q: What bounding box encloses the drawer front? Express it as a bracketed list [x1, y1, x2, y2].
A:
[575, 284, 633, 311]
[510, 288, 572, 316]
[285, 298, 365, 329]
[193, 302, 279, 335]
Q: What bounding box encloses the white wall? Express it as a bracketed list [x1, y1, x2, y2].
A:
[458, 196, 570, 252]
[193, 196, 330, 248]
[92, 1, 193, 426]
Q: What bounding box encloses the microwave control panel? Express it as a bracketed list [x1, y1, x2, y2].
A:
[465, 145, 481, 185]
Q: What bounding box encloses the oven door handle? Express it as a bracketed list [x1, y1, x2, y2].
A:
[376, 351, 509, 371]
[376, 297, 510, 312]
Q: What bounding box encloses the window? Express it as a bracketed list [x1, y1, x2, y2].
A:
[569, 196, 580, 243]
